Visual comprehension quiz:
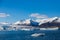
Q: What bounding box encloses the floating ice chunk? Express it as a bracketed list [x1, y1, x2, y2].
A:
[0, 27, 3, 31]
[31, 33, 45, 37]
[40, 27, 59, 30]
[20, 28, 32, 31]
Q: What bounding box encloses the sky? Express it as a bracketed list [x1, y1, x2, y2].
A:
[0, 0, 60, 23]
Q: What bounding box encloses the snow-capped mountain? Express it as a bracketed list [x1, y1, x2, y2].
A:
[35, 17, 59, 25]
[14, 17, 60, 25]
[53, 18, 60, 23]
[14, 19, 39, 26]
[14, 19, 30, 25]
[39, 17, 60, 27]
[13, 17, 60, 28]
[0, 22, 10, 30]
[0, 17, 59, 31]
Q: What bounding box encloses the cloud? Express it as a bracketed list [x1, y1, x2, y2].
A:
[0, 22, 9, 25]
[29, 13, 48, 19]
[0, 13, 10, 17]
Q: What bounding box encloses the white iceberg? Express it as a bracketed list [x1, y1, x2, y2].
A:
[40, 27, 59, 30]
[31, 33, 45, 37]
[20, 28, 31, 31]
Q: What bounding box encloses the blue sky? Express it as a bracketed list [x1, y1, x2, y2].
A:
[0, 0, 60, 23]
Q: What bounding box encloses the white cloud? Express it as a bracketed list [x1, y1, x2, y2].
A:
[30, 13, 48, 18]
[0, 22, 9, 25]
[0, 13, 10, 17]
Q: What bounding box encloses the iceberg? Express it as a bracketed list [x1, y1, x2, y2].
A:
[20, 28, 32, 31]
[40, 27, 59, 30]
[31, 33, 45, 37]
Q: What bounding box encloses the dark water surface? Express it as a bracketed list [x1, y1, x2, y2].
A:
[0, 29, 60, 40]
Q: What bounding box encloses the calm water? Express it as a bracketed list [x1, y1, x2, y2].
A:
[0, 29, 60, 40]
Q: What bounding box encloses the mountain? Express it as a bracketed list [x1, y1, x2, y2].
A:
[30, 20, 39, 26]
[0, 22, 10, 30]
[14, 19, 30, 25]
[0, 17, 60, 31]
[39, 17, 60, 28]
[35, 17, 58, 25]
[14, 19, 39, 26]
[14, 17, 60, 28]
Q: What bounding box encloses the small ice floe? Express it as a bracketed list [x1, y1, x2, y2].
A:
[31, 33, 45, 37]
[0, 27, 3, 31]
[20, 28, 32, 31]
[40, 27, 59, 30]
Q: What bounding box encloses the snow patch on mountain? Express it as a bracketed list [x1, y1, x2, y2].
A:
[14, 19, 31, 25]
[36, 17, 59, 25]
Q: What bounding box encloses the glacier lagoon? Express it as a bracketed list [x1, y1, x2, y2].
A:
[0, 28, 59, 40]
